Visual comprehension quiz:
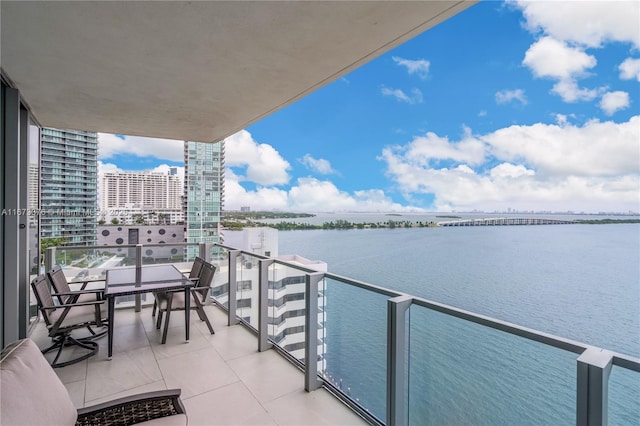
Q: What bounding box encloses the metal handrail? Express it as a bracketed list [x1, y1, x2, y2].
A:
[47, 241, 640, 426]
[412, 296, 588, 354]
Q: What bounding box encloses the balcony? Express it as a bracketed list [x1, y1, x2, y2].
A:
[35, 242, 640, 426]
[29, 303, 365, 425]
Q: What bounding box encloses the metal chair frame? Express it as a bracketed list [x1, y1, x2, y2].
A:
[30, 275, 104, 368]
[47, 265, 108, 339]
[155, 261, 216, 343]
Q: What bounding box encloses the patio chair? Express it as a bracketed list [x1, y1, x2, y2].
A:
[152, 256, 205, 317]
[47, 265, 108, 339]
[0, 338, 187, 426]
[30, 275, 104, 368]
[155, 261, 216, 344]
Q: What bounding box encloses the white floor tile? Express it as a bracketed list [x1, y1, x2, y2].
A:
[182, 381, 274, 426]
[158, 346, 240, 399]
[227, 349, 302, 404]
[30, 305, 367, 426]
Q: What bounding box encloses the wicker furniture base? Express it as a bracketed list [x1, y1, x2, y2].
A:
[77, 389, 186, 426]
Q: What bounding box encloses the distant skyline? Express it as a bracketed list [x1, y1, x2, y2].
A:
[98, 1, 640, 214]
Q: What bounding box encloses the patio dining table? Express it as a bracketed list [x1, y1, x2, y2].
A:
[105, 264, 192, 358]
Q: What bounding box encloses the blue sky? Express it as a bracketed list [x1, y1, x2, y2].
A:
[99, 1, 640, 213]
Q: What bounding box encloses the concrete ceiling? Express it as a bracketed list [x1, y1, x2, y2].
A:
[1, 1, 475, 142]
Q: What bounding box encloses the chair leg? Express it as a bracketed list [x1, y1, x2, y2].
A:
[42, 334, 98, 368]
[195, 307, 205, 321]
[200, 307, 215, 335]
[152, 299, 157, 317]
[161, 295, 173, 344]
[84, 324, 108, 340]
[156, 311, 163, 330]
[193, 298, 214, 335]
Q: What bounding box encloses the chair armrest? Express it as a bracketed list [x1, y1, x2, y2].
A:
[76, 389, 186, 426]
[42, 300, 105, 309]
[68, 278, 106, 284]
[190, 287, 210, 296]
[53, 289, 104, 296]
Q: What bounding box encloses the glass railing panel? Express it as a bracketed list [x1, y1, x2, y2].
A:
[609, 365, 640, 425]
[209, 245, 230, 308]
[408, 305, 576, 425]
[54, 246, 130, 283]
[236, 252, 261, 328]
[267, 263, 308, 365]
[140, 244, 193, 269]
[322, 277, 388, 422]
[51, 246, 136, 307]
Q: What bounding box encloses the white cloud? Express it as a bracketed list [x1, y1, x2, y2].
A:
[495, 89, 527, 105]
[221, 131, 424, 212]
[381, 87, 423, 104]
[288, 178, 357, 211]
[392, 56, 431, 79]
[224, 130, 291, 186]
[98, 133, 183, 161]
[486, 117, 639, 176]
[554, 113, 576, 127]
[149, 164, 185, 183]
[299, 154, 337, 175]
[224, 173, 290, 211]
[522, 37, 605, 103]
[523, 37, 596, 80]
[513, 0, 640, 49]
[381, 116, 640, 212]
[224, 175, 417, 212]
[490, 163, 536, 179]
[599, 91, 630, 116]
[385, 128, 486, 168]
[551, 79, 602, 103]
[98, 161, 124, 177]
[619, 58, 640, 81]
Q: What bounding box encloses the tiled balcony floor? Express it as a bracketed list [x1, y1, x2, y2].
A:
[30, 304, 367, 426]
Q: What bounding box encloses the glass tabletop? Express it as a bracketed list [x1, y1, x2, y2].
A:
[105, 264, 191, 296]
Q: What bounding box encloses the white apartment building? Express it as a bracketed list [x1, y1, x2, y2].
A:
[100, 171, 183, 224]
[214, 228, 327, 371]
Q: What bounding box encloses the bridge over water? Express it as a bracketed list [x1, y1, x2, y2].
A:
[438, 217, 577, 227]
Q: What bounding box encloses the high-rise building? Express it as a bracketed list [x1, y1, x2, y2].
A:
[214, 227, 327, 370]
[40, 128, 98, 245]
[101, 171, 182, 210]
[100, 171, 183, 224]
[184, 141, 225, 256]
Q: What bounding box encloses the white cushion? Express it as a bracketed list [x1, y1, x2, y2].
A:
[0, 338, 78, 425]
[156, 291, 195, 310]
[48, 301, 102, 328]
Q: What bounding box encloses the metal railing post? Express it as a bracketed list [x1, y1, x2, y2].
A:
[387, 295, 412, 426]
[577, 347, 613, 426]
[258, 259, 274, 352]
[44, 247, 56, 273]
[198, 242, 207, 260]
[305, 272, 325, 392]
[227, 250, 240, 326]
[134, 244, 142, 312]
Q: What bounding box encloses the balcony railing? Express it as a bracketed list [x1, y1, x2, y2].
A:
[44, 242, 640, 426]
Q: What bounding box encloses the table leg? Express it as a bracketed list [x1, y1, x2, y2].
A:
[185, 287, 190, 342]
[107, 296, 115, 359]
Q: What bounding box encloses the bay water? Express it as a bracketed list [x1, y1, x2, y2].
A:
[271, 221, 639, 425]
